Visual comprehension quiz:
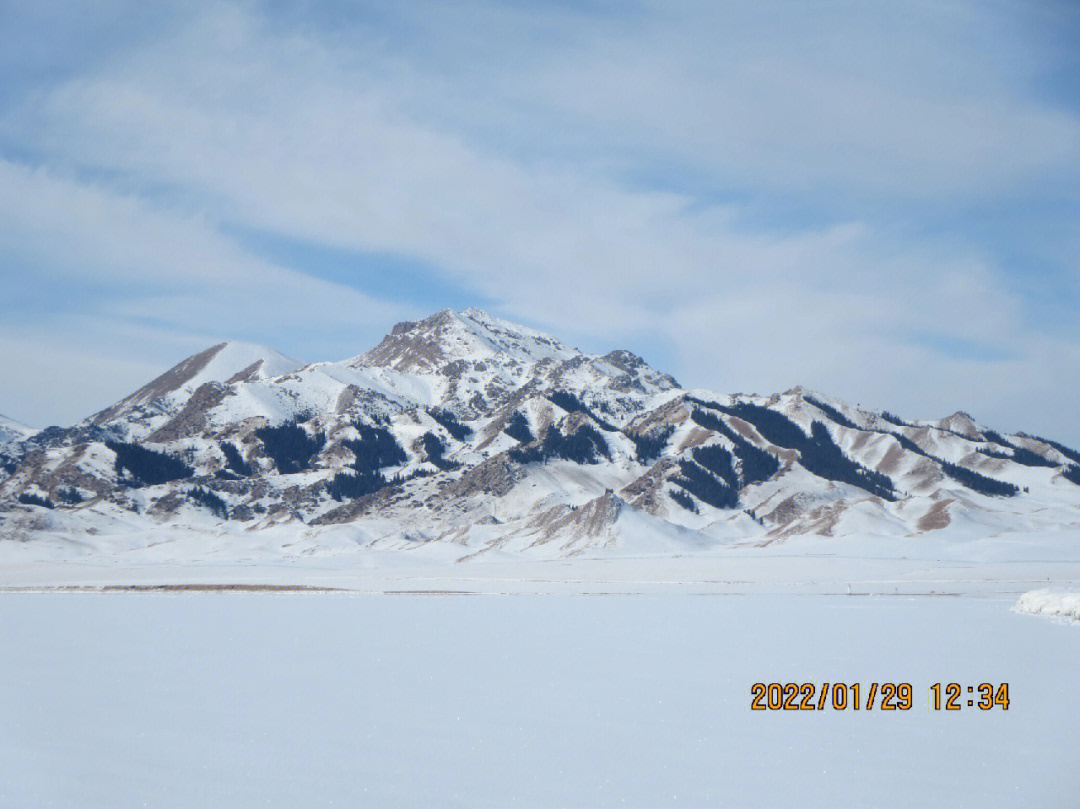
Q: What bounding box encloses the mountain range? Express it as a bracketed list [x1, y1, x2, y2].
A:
[3, 307, 1080, 559]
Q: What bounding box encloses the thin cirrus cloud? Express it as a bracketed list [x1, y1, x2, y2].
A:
[0, 0, 1077, 443]
[507, 1, 1080, 197]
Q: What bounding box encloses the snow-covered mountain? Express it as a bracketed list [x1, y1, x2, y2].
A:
[0, 414, 35, 445]
[89, 340, 305, 430]
[3, 308, 1080, 559]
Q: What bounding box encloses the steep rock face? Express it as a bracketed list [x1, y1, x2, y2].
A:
[2, 309, 1080, 558]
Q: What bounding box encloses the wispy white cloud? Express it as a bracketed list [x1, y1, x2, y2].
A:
[0, 0, 1077, 441]
[0, 156, 415, 423]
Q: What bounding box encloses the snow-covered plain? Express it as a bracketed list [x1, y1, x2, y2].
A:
[2, 593, 1078, 808]
[4, 526, 1080, 595]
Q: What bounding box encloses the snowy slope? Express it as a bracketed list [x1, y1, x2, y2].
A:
[89, 341, 305, 434]
[0, 414, 35, 445]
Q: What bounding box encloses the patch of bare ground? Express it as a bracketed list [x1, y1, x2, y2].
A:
[620, 457, 676, 514]
[676, 426, 713, 453]
[625, 398, 688, 434]
[877, 442, 906, 475]
[918, 498, 953, 532]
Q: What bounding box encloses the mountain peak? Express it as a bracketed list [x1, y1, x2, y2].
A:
[352, 308, 578, 373]
[91, 340, 304, 425]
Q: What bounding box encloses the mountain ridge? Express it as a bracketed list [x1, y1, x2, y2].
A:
[2, 308, 1079, 558]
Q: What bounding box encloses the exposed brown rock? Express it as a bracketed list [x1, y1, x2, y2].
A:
[625, 398, 689, 435]
[353, 310, 459, 372]
[764, 493, 809, 527]
[620, 458, 676, 514]
[447, 455, 522, 498]
[92, 343, 227, 425]
[146, 382, 229, 443]
[225, 360, 265, 384]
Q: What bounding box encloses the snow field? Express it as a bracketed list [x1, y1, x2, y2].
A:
[2, 594, 1079, 808]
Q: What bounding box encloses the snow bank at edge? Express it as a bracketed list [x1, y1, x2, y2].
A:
[1015, 589, 1080, 623]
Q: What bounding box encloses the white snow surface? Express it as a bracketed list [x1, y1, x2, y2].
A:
[184, 340, 304, 389]
[0, 413, 34, 444]
[1015, 588, 1080, 622]
[3, 593, 1078, 808]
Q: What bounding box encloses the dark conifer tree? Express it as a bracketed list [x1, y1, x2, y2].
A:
[220, 442, 253, 476]
[689, 409, 779, 486]
[889, 431, 1018, 497]
[671, 460, 739, 509]
[669, 489, 698, 513]
[804, 395, 858, 429]
[504, 411, 535, 444]
[798, 422, 896, 501]
[187, 486, 228, 519]
[57, 486, 84, 504]
[18, 492, 54, 509]
[329, 470, 390, 501]
[628, 426, 673, 463]
[546, 391, 616, 430]
[508, 423, 610, 465]
[106, 441, 194, 486]
[691, 444, 739, 489]
[426, 408, 473, 441]
[343, 423, 407, 474]
[422, 432, 458, 470]
[253, 421, 326, 474]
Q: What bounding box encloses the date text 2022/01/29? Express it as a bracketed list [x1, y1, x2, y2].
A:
[750, 682, 1010, 711]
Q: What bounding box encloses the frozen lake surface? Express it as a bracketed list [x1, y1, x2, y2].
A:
[3, 593, 1078, 807]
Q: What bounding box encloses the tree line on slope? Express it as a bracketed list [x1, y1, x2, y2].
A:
[690, 399, 895, 501]
[422, 432, 458, 470]
[343, 423, 407, 474]
[253, 420, 326, 474]
[503, 411, 535, 444]
[671, 458, 739, 510]
[688, 408, 780, 486]
[887, 432, 1018, 497]
[220, 441, 253, 477]
[187, 486, 228, 519]
[329, 422, 410, 501]
[628, 425, 674, 464]
[426, 408, 473, 442]
[979, 430, 1057, 468]
[508, 423, 611, 465]
[18, 491, 53, 509]
[803, 395, 858, 429]
[669, 442, 747, 511]
[106, 440, 194, 486]
[546, 390, 617, 431]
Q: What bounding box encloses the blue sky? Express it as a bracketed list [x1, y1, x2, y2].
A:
[1, 0, 1078, 443]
